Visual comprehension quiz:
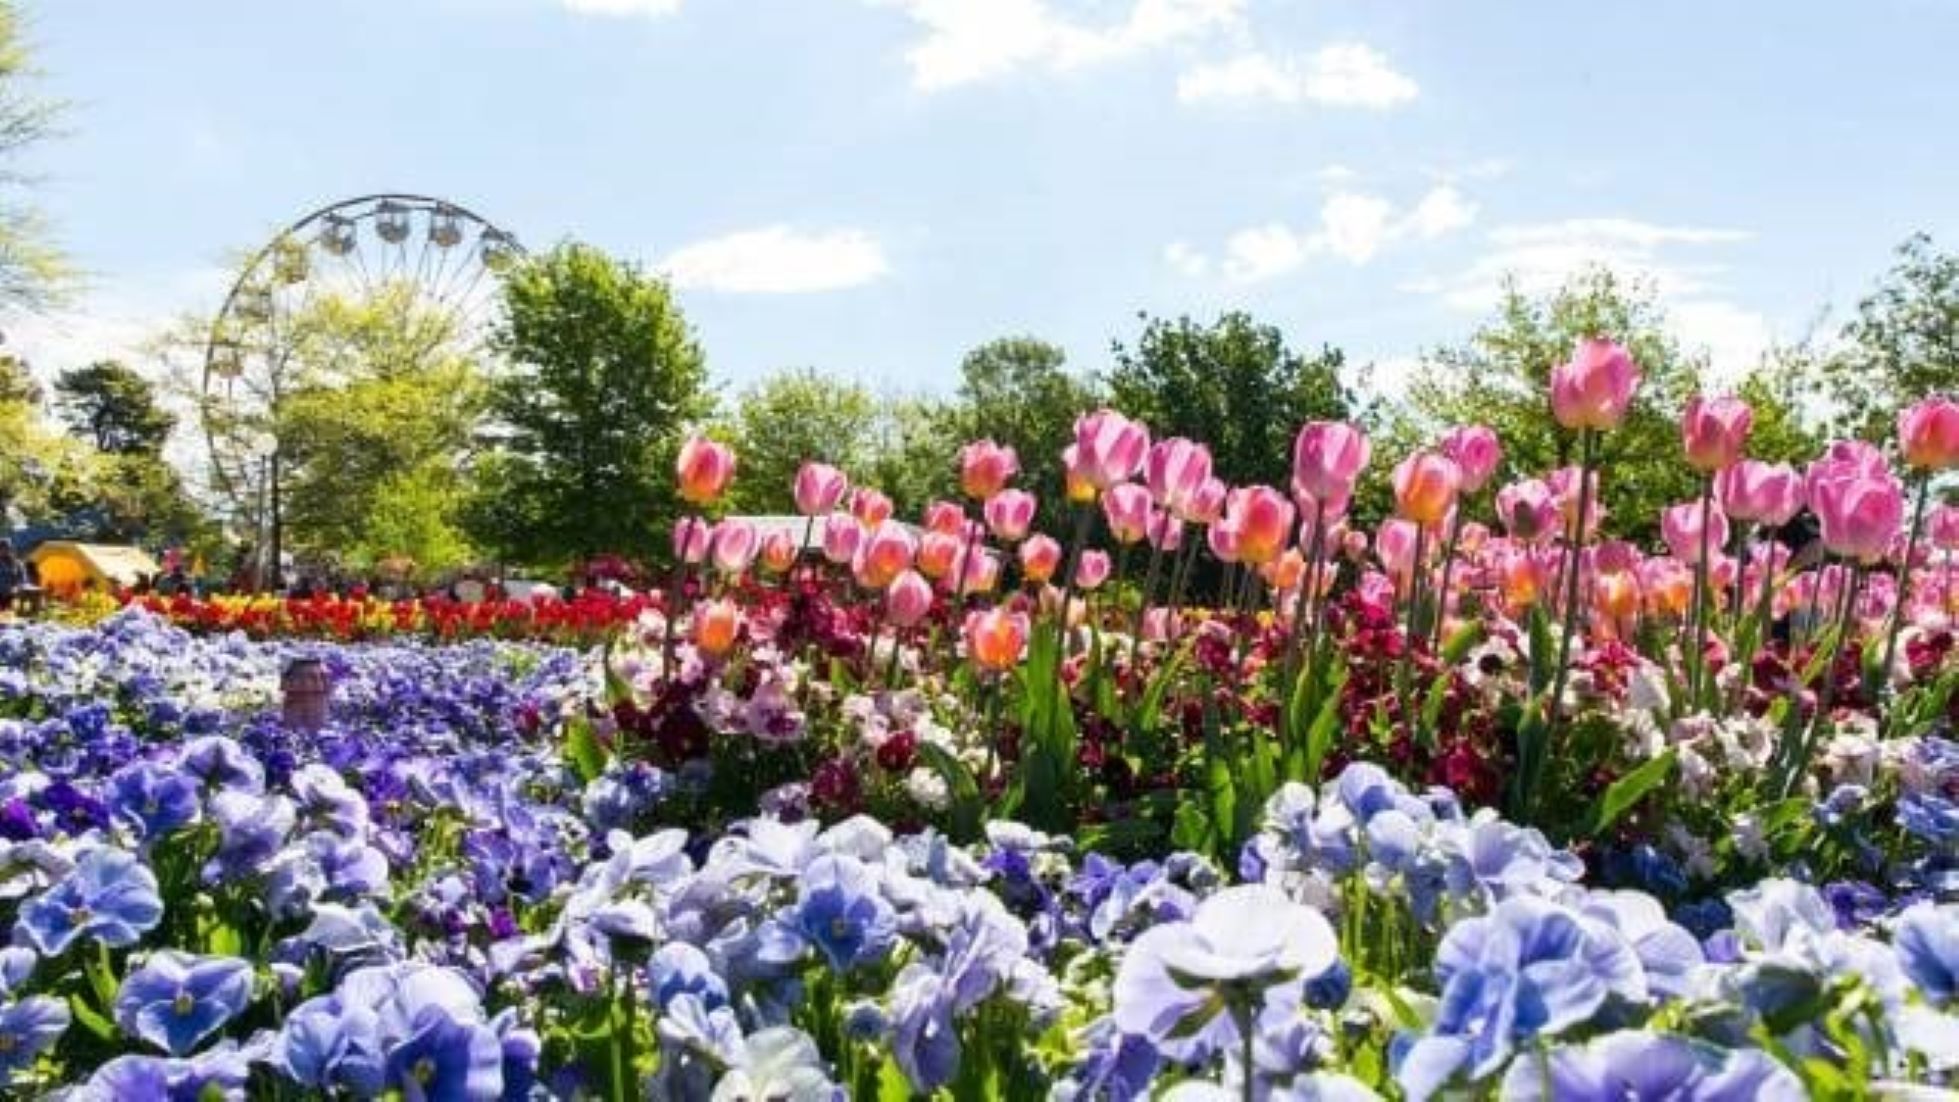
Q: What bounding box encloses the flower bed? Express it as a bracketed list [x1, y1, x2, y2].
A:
[119, 589, 658, 645]
[6, 344, 1959, 1097]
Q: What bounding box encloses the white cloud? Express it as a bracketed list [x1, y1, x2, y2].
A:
[1169, 183, 1476, 284]
[559, 0, 682, 15]
[658, 226, 890, 294]
[871, 0, 1243, 91]
[1177, 43, 1418, 108]
[1412, 216, 1775, 380]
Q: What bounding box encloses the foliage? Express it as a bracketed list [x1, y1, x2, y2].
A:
[0, 1, 69, 309]
[1107, 311, 1351, 491]
[1823, 232, 1959, 442]
[464, 242, 712, 568]
[274, 286, 484, 571]
[0, 356, 97, 524]
[52, 361, 175, 455]
[722, 367, 882, 514]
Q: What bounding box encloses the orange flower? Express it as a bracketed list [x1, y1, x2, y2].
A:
[964, 606, 1029, 673]
[691, 597, 742, 659]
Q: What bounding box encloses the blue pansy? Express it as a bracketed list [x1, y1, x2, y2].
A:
[105, 760, 202, 840]
[0, 995, 70, 1076]
[114, 950, 255, 1056]
[14, 847, 164, 956]
[1496, 1030, 1805, 1101]
[761, 853, 897, 973]
[382, 1006, 505, 1102]
[1894, 901, 1959, 1007]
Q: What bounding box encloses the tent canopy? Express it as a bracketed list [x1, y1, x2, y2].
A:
[26, 541, 161, 591]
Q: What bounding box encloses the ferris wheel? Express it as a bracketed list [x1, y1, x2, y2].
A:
[199, 192, 522, 513]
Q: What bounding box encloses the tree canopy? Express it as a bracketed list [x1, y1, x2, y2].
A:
[464, 242, 712, 569]
[1822, 233, 1959, 443]
[0, 2, 68, 310]
[54, 361, 175, 455]
[722, 367, 882, 514]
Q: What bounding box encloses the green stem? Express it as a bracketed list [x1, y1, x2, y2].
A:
[1687, 476, 1714, 712]
[1538, 432, 1597, 813]
[1879, 474, 1931, 707]
[1432, 506, 1466, 652]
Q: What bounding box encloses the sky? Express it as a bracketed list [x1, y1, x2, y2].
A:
[10, 0, 1959, 411]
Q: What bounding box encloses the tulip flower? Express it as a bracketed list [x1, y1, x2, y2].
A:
[1900, 397, 1959, 472]
[851, 488, 894, 528]
[1147, 438, 1213, 519]
[1393, 451, 1463, 528]
[1810, 467, 1905, 564]
[691, 598, 742, 659]
[1102, 483, 1153, 545]
[1071, 410, 1150, 490]
[886, 570, 934, 628]
[1439, 425, 1502, 493]
[1497, 480, 1561, 544]
[983, 490, 1037, 542]
[922, 500, 965, 536]
[1292, 421, 1371, 502]
[759, 530, 799, 574]
[1594, 570, 1640, 625]
[1549, 338, 1640, 431]
[1661, 501, 1730, 565]
[1681, 396, 1754, 472]
[1716, 460, 1804, 526]
[672, 516, 712, 565]
[1376, 520, 1421, 585]
[915, 531, 962, 580]
[676, 436, 736, 506]
[822, 513, 861, 564]
[1019, 535, 1063, 583]
[1188, 478, 1228, 524]
[1074, 550, 1112, 590]
[964, 607, 1029, 673]
[958, 439, 1020, 500]
[957, 548, 1001, 595]
[710, 518, 759, 575]
[794, 462, 847, 516]
[1928, 504, 1959, 552]
[852, 522, 917, 589]
[1146, 509, 1183, 552]
[1216, 485, 1295, 566]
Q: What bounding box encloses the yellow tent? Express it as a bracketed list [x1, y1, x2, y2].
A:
[26, 541, 161, 593]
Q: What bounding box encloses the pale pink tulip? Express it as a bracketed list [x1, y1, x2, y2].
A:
[851, 487, 893, 528]
[1661, 502, 1730, 564]
[672, 516, 712, 565]
[887, 570, 934, 627]
[710, 518, 759, 575]
[821, 512, 861, 564]
[959, 439, 1020, 499]
[984, 489, 1037, 542]
[1146, 438, 1213, 518]
[852, 521, 917, 589]
[1075, 550, 1112, 590]
[1439, 425, 1502, 493]
[1292, 421, 1371, 502]
[1020, 534, 1063, 584]
[1681, 395, 1754, 472]
[794, 462, 847, 516]
[676, 436, 736, 506]
[1102, 483, 1153, 545]
[1717, 460, 1805, 526]
[1392, 451, 1463, 527]
[1900, 397, 1959, 472]
[1071, 410, 1150, 490]
[1549, 338, 1640, 431]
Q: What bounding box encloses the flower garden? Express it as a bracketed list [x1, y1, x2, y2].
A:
[4, 338, 1959, 1100]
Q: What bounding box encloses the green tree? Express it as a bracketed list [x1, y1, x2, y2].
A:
[937, 337, 1101, 525]
[0, 356, 97, 524]
[275, 286, 485, 571]
[1736, 345, 1826, 465]
[53, 360, 175, 454]
[1401, 269, 1705, 543]
[862, 394, 959, 521]
[0, 3, 69, 309]
[1106, 312, 1351, 491]
[1823, 233, 1959, 442]
[722, 367, 881, 513]
[464, 242, 712, 569]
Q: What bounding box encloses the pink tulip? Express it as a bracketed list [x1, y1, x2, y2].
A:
[1439, 425, 1502, 493]
[984, 490, 1037, 542]
[1207, 519, 1240, 564]
[1188, 478, 1229, 524]
[1375, 519, 1421, 584]
[1340, 528, 1369, 561]
[676, 436, 736, 506]
[1147, 509, 1183, 552]
[1661, 502, 1730, 564]
[851, 487, 893, 528]
[672, 516, 712, 564]
[1591, 539, 1641, 577]
[1811, 469, 1905, 563]
[1928, 504, 1959, 552]
[821, 512, 861, 564]
[852, 521, 917, 589]
[887, 570, 934, 627]
[1019, 535, 1063, 584]
[1146, 438, 1214, 518]
[965, 606, 1030, 672]
[1715, 460, 1802, 526]
[1496, 479, 1561, 543]
[1899, 397, 1959, 472]
[1681, 395, 1754, 472]
[691, 597, 742, 658]
[1549, 338, 1641, 431]
[1102, 483, 1153, 545]
[1392, 451, 1463, 527]
[915, 531, 962, 580]
[922, 500, 965, 536]
[1292, 421, 1371, 502]
[1215, 485, 1295, 566]
[710, 518, 759, 575]
[794, 462, 847, 516]
[1075, 550, 1112, 590]
[957, 548, 1001, 595]
[1071, 410, 1150, 490]
[759, 530, 798, 574]
[959, 439, 1021, 499]
[1141, 607, 1178, 642]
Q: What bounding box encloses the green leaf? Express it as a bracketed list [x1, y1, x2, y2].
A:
[69, 993, 117, 1040]
[1302, 670, 1345, 784]
[1417, 673, 1451, 752]
[1441, 620, 1486, 665]
[918, 742, 985, 843]
[1587, 748, 1676, 834]
[1527, 603, 1557, 694]
[564, 717, 609, 785]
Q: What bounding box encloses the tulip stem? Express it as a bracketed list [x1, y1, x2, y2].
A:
[1779, 563, 1861, 798]
[1687, 476, 1715, 711]
[1879, 473, 1931, 716]
[1432, 506, 1466, 652]
[1539, 432, 1597, 814]
[1132, 542, 1163, 644]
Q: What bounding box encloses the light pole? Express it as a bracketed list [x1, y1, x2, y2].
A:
[244, 430, 280, 593]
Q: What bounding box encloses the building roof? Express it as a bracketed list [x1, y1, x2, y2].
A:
[25, 541, 162, 588]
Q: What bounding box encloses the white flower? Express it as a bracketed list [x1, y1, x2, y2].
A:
[1732, 813, 1769, 863]
[904, 768, 948, 812]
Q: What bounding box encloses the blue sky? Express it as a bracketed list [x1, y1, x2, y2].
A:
[12, 0, 1959, 406]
